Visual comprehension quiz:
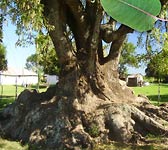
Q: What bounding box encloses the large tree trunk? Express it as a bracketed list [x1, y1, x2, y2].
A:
[1, 0, 168, 149]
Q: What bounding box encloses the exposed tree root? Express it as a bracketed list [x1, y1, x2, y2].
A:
[1, 87, 168, 150]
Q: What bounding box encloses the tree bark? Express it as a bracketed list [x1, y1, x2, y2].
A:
[1, 0, 168, 149]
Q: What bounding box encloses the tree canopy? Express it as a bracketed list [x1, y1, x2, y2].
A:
[145, 33, 168, 80]
[26, 33, 60, 75]
[0, 44, 7, 71]
[0, 11, 7, 71]
[119, 40, 138, 78]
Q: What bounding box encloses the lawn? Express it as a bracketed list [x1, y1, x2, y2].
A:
[0, 85, 47, 110]
[132, 83, 168, 105]
[0, 138, 28, 150]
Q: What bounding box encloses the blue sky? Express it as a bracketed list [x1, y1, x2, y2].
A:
[127, 32, 146, 75]
[3, 22, 35, 69]
[3, 22, 146, 75]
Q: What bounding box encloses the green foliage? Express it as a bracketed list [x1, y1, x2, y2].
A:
[100, 0, 161, 32]
[145, 53, 167, 80]
[88, 123, 100, 137]
[0, 138, 28, 150]
[26, 32, 60, 75]
[145, 33, 168, 80]
[144, 76, 155, 83]
[35, 32, 60, 75]
[0, 0, 166, 78]
[119, 41, 138, 77]
[25, 54, 38, 72]
[0, 0, 45, 45]
[0, 44, 7, 71]
[0, 14, 3, 42]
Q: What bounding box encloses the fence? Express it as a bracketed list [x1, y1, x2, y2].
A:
[0, 74, 39, 100]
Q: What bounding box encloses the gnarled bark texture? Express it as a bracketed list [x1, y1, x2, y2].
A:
[1, 0, 168, 149]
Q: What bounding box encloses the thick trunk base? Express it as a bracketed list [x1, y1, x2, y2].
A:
[0, 84, 168, 150]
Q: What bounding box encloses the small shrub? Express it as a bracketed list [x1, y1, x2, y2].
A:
[88, 123, 100, 137]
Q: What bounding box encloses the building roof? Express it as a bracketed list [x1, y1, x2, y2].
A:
[127, 73, 143, 78]
[0, 67, 37, 76]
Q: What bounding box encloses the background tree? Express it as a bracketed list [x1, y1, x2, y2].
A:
[0, 12, 7, 71]
[145, 52, 168, 82]
[145, 31, 168, 82]
[1, 0, 168, 149]
[35, 32, 60, 75]
[0, 44, 7, 71]
[25, 54, 38, 73]
[145, 32, 168, 104]
[0, 14, 3, 43]
[26, 33, 60, 75]
[119, 40, 138, 78]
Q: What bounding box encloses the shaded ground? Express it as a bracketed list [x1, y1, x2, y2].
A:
[148, 94, 168, 104]
[1, 138, 167, 150]
[0, 96, 14, 111]
[95, 141, 168, 150]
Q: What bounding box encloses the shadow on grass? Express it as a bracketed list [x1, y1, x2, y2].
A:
[95, 142, 166, 150]
[157, 84, 168, 88]
[147, 94, 168, 105]
[0, 96, 15, 110]
[113, 142, 156, 150]
[31, 84, 48, 89]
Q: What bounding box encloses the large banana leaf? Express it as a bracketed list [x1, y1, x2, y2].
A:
[100, 0, 161, 32]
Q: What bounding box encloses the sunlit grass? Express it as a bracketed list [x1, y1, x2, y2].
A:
[0, 138, 28, 150]
[0, 85, 47, 97]
[132, 83, 168, 105]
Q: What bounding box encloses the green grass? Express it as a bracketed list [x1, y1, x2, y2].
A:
[0, 139, 166, 150]
[0, 85, 47, 110]
[0, 138, 28, 150]
[132, 83, 168, 105]
[94, 141, 168, 150]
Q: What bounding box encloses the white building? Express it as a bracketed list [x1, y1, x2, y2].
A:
[0, 67, 38, 85]
[45, 74, 58, 85]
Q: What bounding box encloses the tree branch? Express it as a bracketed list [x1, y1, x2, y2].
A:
[86, 2, 103, 73]
[101, 24, 133, 43]
[103, 35, 126, 63]
[41, 0, 75, 71]
[99, 25, 133, 65]
[65, 0, 87, 34]
[65, 0, 92, 55]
